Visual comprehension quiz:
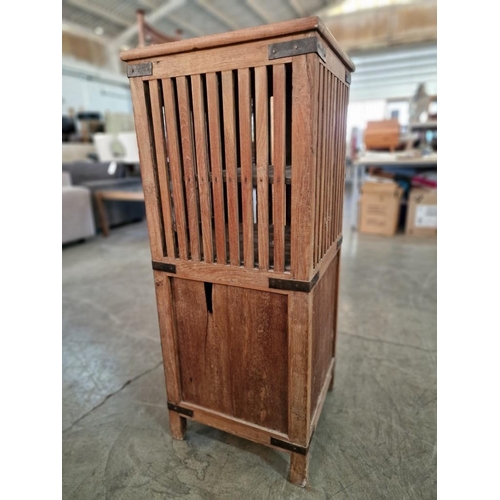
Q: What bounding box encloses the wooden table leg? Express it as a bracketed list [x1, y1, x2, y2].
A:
[169, 410, 187, 440]
[289, 452, 309, 487]
[95, 192, 110, 237]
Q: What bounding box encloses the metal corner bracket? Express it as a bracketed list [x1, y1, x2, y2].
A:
[269, 271, 319, 293]
[167, 402, 193, 417]
[152, 261, 177, 274]
[268, 37, 326, 63]
[127, 62, 153, 78]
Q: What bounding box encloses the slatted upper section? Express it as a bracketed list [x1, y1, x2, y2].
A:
[127, 25, 352, 281]
[313, 63, 349, 269]
[135, 64, 293, 271]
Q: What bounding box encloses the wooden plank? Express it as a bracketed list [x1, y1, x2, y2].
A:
[255, 65, 269, 270]
[152, 257, 290, 292]
[174, 279, 289, 433]
[333, 80, 342, 242]
[176, 76, 201, 261]
[338, 84, 348, 235]
[312, 66, 323, 267]
[336, 83, 347, 240]
[238, 68, 255, 269]
[191, 74, 214, 263]
[162, 77, 189, 260]
[180, 401, 290, 446]
[148, 79, 176, 258]
[316, 65, 327, 264]
[226, 286, 288, 432]
[310, 258, 337, 417]
[272, 64, 286, 273]
[324, 71, 335, 252]
[222, 70, 241, 266]
[290, 54, 319, 281]
[172, 278, 233, 414]
[153, 271, 182, 403]
[206, 72, 227, 264]
[288, 291, 312, 446]
[121, 16, 355, 72]
[129, 78, 165, 260]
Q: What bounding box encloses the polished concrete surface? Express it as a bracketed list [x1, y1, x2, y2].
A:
[63, 193, 436, 499]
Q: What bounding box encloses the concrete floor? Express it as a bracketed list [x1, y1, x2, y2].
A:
[62, 193, 436, 499]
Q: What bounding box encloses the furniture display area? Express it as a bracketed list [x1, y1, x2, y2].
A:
[350, 153, 437, 230]
[94, 185, 145, 237]
[122, 16, 353, 486]
[62, 171, 95, 245]
[62, 161, 145, 231]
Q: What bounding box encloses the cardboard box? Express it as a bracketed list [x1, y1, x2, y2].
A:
[359, 180, 403, 236]
[406, 188, 437, 236]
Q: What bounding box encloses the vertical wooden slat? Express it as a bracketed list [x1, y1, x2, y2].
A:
[162, 78, 189, 260]
[290, 54, 319, 280]
[149, 80, 176, 258]
[332, 78, 341, 239]
[176, 76, 201, 261]
[313, 66, 324, 266]
[272, 64, 286, 273]
[318, 66, 329, 262]
[336, 84, 346, 240]
[288, 291, 312, 446]
[222, 71, 241, 266]
[206, 72, 227, 265]
[324, 72, 335, 251]
[338, 84, 348, 235]
[238, 68, 254, 269]
[255, 66, 269, 270]
[129, 79, 165, 261]
[330, 75, 338, 247]
[191, 74, 214, 263]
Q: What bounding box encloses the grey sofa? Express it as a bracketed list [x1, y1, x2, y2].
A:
[62, 161, 145, 231]
[62, 172, 95, 244]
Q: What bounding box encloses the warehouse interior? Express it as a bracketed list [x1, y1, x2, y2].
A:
[62, 0, 438, 497]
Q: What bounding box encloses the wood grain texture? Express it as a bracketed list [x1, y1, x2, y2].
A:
[206, 72, 227, 265]
[289, 452, 309, 486]
[129, 79, 165, 260]
[121, 16, 355, 72]
[173, 278, 289, 433]
[288, 291, 312, 446]
[290, 54, 319, 281]
[255, 66, 269, 270]
[191, 74, 214, 263]
[238, 68, 255, 269]
[176, 76, 201, 261]
[148, 79, 176, 258]
[222, 70, 241, 266]
[310, 256, 337, 418]
[153, 271, 182, 403]
[162, 78, 189, 259]
[272, 64, 286, 273]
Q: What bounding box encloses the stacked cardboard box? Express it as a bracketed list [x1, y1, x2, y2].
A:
[406, 188, 437, 236]
[359, 180, 403, 236]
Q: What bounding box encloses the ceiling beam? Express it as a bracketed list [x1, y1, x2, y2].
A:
[245, 0, 273, 24]
[167, 13, 206, 37]
[288, 0, 305, 17]
[68, 0, 130, 27]
[112, 0, 187, 46]
[196, 0, 240, 30]
[62, 21, 112, 43]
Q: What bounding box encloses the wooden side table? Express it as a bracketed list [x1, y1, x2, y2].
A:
[94, 189, 145, 236]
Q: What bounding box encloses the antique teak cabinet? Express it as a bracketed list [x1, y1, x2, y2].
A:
[121, 16, 354, 486]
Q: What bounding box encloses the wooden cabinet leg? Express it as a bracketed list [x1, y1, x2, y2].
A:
[169, 410, 186, 440]
[289, 452, 309, 487]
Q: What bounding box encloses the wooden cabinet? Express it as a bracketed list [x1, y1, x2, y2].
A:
[121, 16, 354, 486]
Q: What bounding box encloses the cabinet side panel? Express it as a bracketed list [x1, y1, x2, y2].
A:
[173, 278, 288, 433]
[310, 254, 338, 417]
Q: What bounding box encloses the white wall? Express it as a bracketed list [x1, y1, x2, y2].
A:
[62, 57, 132, 116]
